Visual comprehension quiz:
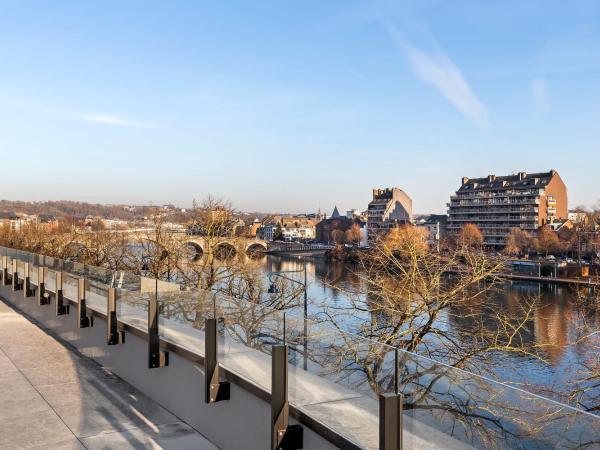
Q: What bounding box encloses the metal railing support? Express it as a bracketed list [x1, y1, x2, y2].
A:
[23, 262, 33, 297]
[205, 318, 230, 403]
[55, 272, 69, 315]
[12, 259, 21, 291]
[77, 278, 93, 328]
[1, 256, 8, 285]
[107, 288, 125, 345]
[37, 267, 50, 305]
[271, 345, 303, 450]
[379, 393, 404, 450]
[148, 295, 168, 368]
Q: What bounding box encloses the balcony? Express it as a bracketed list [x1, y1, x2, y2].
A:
[449, 198, 540, 206]
[450, 189, 543, 200]
[1, 246, 599, 450]
[448, 207, 539, 214]
[448, 216, 538, 223]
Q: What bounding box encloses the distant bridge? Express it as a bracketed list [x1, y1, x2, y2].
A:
[72, 229, 269, 258]
[179, 238, 333, 258]
[74, 229, 332, 258]
[180, 235, 269, 258]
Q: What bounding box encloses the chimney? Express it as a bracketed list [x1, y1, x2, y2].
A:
[518, 172, 527, 180]
[461, 177, 469, 186]
[487, 175, 496, 183]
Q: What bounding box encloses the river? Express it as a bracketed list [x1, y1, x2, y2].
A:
[255, 254, 600, 412]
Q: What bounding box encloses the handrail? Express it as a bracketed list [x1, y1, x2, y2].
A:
[2, 245, 600, 450]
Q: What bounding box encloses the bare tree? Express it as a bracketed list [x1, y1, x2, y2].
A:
[345, 223, 362, 246]
[457, 223, 484, 249]
[504, 228, 534, 257]
[331, 229, 346, 245]
[315, 225, 548, 447]
[536, 226, 560, 257]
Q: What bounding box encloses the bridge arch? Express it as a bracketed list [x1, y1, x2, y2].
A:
[185, 241, 204, 260]
[245, 241, 267, 256]
[214, 242, 237, 260]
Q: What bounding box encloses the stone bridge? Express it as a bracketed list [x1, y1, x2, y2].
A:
[72, 229, 330, 258]
[177, 235, 269, 258]
[70, 230, 269, 258]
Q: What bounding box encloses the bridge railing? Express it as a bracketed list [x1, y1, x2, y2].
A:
[2, 245, 600, 449]
[266, 242, 334, 253]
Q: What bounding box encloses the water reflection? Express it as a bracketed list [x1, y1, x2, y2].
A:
[256, 255, 600, 406]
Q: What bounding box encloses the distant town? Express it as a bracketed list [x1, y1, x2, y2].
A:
[1, 169, 597, 260]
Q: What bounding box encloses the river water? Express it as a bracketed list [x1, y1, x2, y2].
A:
[255, 254, 600, 411]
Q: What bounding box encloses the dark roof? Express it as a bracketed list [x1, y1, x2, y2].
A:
[368, 199, 390, 206]
[0, 211, 18, 220]
[331, 206, 341, 218]
[458, 170, 558, 192]
[38, 214, 57, 223]
[425, 214, 448, 224]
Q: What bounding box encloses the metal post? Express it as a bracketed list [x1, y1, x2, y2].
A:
[107, 288, 125, 345]
[55, 272, 69, 315]
[303, 262, 308, 371]
[23, 262, 33, 297]
[379, 393, 404, 450]
[1, 256, 8, 285]
[205, 318, 230, 403]
[12, 259, 22, 291]
[271, 345, 303, 450]
[37, 267, 50, 305]
[148, 294, 168, 368]
[78, 278, 93, 328]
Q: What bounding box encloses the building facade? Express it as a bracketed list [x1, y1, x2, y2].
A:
[257, 215, 317, 242]
[257, 224, 276, 241]
[367, 188, 413, 238]
[315, 206, 355, 245]
[0, 212, 23, 231]
[416, 214, 448, 249]
[447, 170, 568, 247]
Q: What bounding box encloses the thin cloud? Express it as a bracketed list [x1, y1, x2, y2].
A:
[80, 113, 156, 128]
[385, 22, 488, 128]
[0, 99, 157, 129]
[530, 78, 549, 111]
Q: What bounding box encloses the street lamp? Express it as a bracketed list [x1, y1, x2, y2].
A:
[267, 261, 308, 370]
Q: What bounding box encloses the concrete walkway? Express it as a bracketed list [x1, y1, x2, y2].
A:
[0, 299, 218, 450]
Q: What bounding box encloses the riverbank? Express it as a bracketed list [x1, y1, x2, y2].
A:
[499, 272, 600, 286]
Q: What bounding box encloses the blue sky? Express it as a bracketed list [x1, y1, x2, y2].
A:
[1, 1, 599, 214]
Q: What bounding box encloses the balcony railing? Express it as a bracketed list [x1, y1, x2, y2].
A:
[448, 216, 538, 223]
[447, 207, 539, 214]
[1, 245, 599, 449]
[450, 189, 543, 199]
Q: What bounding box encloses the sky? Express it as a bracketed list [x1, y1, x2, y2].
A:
[1, 1, 599, 214]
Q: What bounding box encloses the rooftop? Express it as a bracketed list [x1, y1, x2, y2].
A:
[458, 170, 558, 192]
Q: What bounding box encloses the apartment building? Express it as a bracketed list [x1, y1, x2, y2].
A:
[447, 170, 568, 247]
[367, 188, 413, 237]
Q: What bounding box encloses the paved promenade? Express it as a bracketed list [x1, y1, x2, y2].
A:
[0, 299, 218, 450]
